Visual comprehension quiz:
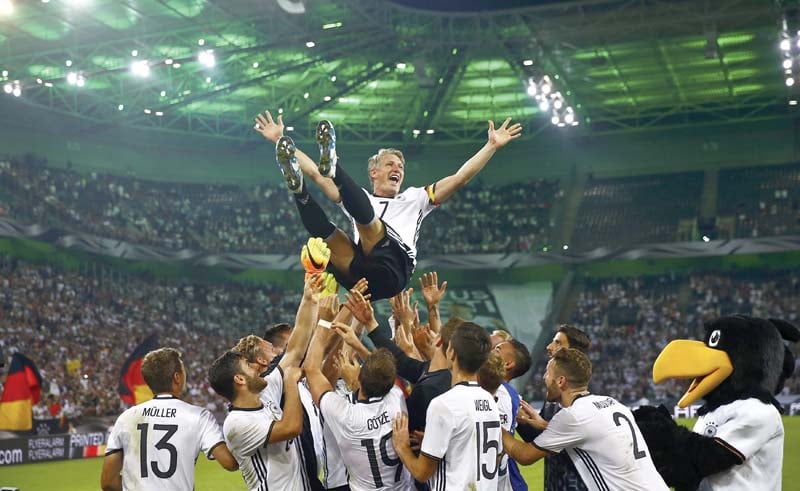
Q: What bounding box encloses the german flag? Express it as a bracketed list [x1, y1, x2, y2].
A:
[117, 334, 158, 405]
[0, 353, 43, 431]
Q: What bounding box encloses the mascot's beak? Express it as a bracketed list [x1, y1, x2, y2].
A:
[653, 340, 733, 408]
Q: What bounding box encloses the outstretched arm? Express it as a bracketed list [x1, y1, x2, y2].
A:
[280, 273, 326, 369]
[502, 429, 550, 465]
[254, 110, 340, 202]
[431, 118, 522, 204]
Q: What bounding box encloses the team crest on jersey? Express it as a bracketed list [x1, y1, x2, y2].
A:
[265, 401, 282, 419]
[702, 420, 718, 437]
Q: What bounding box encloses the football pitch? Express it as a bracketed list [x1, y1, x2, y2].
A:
[1, 418, 798, 490]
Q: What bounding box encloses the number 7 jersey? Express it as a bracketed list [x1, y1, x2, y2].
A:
[105, 394, 226, 491]
[420, 381, 503, 491]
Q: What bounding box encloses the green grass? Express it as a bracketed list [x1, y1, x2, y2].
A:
[1, 417, 797, 490]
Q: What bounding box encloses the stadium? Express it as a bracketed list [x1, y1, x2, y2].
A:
[0, 0, 799, 489]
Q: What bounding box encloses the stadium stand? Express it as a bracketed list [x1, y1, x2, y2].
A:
[718, 163, 800, 238]
[572, 172, 704, 251]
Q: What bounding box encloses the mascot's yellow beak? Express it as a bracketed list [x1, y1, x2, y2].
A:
[653, 340, 733, 408]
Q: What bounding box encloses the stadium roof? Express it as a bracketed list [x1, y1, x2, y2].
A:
[0, 0, 795, 144]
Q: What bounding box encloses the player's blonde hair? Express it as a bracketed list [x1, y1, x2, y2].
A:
[233, 335, 267, 363]
[367, 148, 405, 184]
[477, 352, 505, 395]
[551, 347, 592, 387]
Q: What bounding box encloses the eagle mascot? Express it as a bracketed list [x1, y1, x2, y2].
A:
[633, 315, 799, 491]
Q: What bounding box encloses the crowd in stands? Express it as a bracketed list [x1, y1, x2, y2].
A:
[571, 172, 704, 251]
[718, 163, 800, 239]
[0, 255, 299, 424]
[0, 155, 559, 255]
[523, 270, 800, 405]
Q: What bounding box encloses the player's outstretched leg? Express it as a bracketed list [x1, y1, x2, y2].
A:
[316, 120, 377, 230]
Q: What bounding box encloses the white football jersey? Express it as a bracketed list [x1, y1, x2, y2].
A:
[320, 385, 411, 491]
[318, 380, 352, 488]
[694, 398, 784, 491]
[495, 384, 514, 491]
[299, 379, 350, 489]
[224, 368, 311, 491]
[420, 381, 503, 491]
[534, 394, 668, 491]
[105, 394, 225, 491]
[343, 186, 437, 266]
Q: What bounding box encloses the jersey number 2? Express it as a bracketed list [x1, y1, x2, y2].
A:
[137, 423, 179, 478]
[612, 412, 647, 460]
[475, 421, 502, 481]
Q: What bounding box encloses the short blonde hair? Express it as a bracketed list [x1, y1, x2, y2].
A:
[491, 329, 512, 342]
[477, 352, 505, 395]
[367, 148, 405, 183]
[233, 335, 266, 363]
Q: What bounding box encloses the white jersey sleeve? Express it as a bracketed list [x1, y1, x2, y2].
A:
[197, 408, 225, 458]
[419, 396, 453, 460]
[259, 366, 284, 410]
[225, 410, 275, 457]
[533, 408, 584, 453]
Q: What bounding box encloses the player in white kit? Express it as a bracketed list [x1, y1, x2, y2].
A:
[392, 322, 503, 491]
[254, 110, 521, 299]
[208, 273, 325, 491]
[304, 314, 411, 490]
[101, 348, 238, 491]
[503, 348, 668, 491]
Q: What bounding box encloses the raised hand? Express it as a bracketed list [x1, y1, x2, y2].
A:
[390, 288, 416, 328]
[319, 293, 340, 322]
[331, 321, 360, 348]
[391, 412, 411, 449]
[303, 273, 327, 302]
[334, 348, 361, 390]
[411, 323, 436, 361]
[419, 271, 447, 307]
[488, 117, 522, 149]
[343, 289, 377, 329]
[517, 399, 548, 430]
[254, 110, 285, 143]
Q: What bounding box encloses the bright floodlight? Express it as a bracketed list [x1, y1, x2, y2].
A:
[426, 129, 435, 134]
[396, 62, 407, 69]
[787, 77, 795, 87]
[67, 72, 78, 85]
[3, 83, 11, 94]
[118, 104, 124, 111]
[12, 85, 21, 97]
[0, 0, 14, 16]
[412, 129, 421, 135]
[526, 82, 537, 96]
[564, 111, 575, 124]
[538, 99, 550, 111]
[702, 235, 710, 242]
[551, 115, 559, 125]
[541, 82, 552, 95]
[522, 59, 533, 66]
[781, 38, 791, 51]
[305, 41, 316, 48]
[323, 95, 331, 101]
[785, 59, 793, 69]
[131, 60, 150, 77]
[553, 98, 564, 110]
[198, 50, 215, 68]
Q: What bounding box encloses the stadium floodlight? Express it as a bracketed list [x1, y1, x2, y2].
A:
[44, 82, 53, 87]
[305, 41, 316, 48]
[702, 235, 710, 242]
[205, 77, 211, 83]
[118, 104, 124, 111]
[564, 111, 575, 125]
[165, 58, 173, 65]
[65, 59, 73, 67]
[278, 107, 283, 114]
[526, 80, 537, 96]
[322, 21, 342, 29]
[1, 70, 7, 77]
[160, 90, 166, 97]
[155, 111, 163, 116]
[785, 59, 793, 69]
[330, 75, 336, 82]
[173, 63, 181, 68]
[396, 62, 407, 69]
[787, 77, 795, 87]
[781, 38, 791, 51]
[198, 39, 205, 46]
[323, 95, 331, 101]
[551, 115, 560, 125]
[538, 99, 550, 111]
[144, 108, 151, 114]
[0, 0, 14, 16]
[198, 50, 215, 68]
[412, 129, 421, 135]
[303, 92, 309, 99]
[2, 83, 11, 94]
[541, 81, 552, 95]
[426, 129, 435, 134]
[252, 62, 259, 68]
[562, 244, 569, 250]
[131, 50, 138, 57]
[286, 126, 294, 131]
[131, 60, 150, 78]
[11, 83, 21, 97]
[36, 78, 42, 84]
[791, 100, 799, 106]
[553, 97, 564, 110]
[522, 59, 533, 66]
